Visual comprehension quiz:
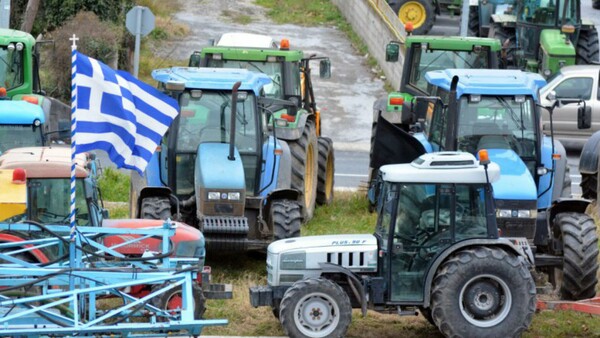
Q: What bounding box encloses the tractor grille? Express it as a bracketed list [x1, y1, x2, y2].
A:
[327, 251, 367, 268]
[497, 218, 536, 239]
[203, 216, 249, 234]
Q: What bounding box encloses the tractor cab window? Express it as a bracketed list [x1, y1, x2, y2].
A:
[521, 0, 578, 25]
[454, 184, 488, 240]
[389, 183, 453, 302]
[0, 45, 24, 90]
[426, 101, 447, 151]
[27, 178, 89, 225]
[409, 46, 490, 93]
[0, 124, 43, 154]
[175, 90, 260, 195]
[456, 95, 537, 160]
[207, 59, 283, 99]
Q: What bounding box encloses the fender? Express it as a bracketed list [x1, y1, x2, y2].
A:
[422, 239, 529, 307]
[137, 186, 173, 218]
[0, 233, 50, 264]
[578, 130, 600, 175]
[275, 139, 293, 190]
[547, 198, 591, 229]
[318, 262, 368, 317]
[274, 113, 311, 141]
[550, 139, 568, 202]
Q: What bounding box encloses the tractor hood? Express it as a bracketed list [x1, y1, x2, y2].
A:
[268, 234, 378, 254]
[484, 149, 537, 201]
[195, 143, 245, 190]
[102, 219, 206, 262]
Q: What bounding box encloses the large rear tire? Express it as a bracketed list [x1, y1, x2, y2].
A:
[393, 0, 435, 35]
[468, 6, 480, 36]
[151, 282, 206, 320]
[490, 24, 516, 68]
[316, 137, 334, 206]
[576, 27, 600, 65]
[271, 199, 302, 241]
[555, 212, 599, 300]
[280, 278, 352, 338]
[289, 120, 318, 222]
[140, 196, 172, 220]
[430, 247, 535, 338]
[580, 172, 597, 200]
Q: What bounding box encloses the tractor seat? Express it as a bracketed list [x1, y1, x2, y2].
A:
[477, 135, 511, 150]
[472, 122, 502, 135]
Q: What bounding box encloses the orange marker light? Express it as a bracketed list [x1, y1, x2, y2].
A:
[280, 39, 290, 50]
[281, 114, 295, 122]
[0, 87, 6, 97]
[274, 148, 283, 156]
[405, 22, 414, 34]
[552, 153, 561, 160]
[12, 168, 26, 184]
[389, 97, 404, 105]
[478, 149, 490, 165]
[22, 95, 39, 105]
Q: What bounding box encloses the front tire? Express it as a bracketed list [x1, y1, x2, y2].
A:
[271, 199, 302, 241]
[316, 137, 334, 206]
[280, 278, 352, 338]
[576, 27, 600, 65]
[140, 196, 172, 220]
[555, 212, 599, 300]
[151, 282, 206, 320]
[289, 120, 318, 221]
[430, 247, 536, 338]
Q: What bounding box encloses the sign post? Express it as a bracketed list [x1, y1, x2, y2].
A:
[126, 6, 155, 78]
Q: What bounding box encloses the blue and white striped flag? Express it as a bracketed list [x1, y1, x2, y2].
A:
[73, 51, 178, 174]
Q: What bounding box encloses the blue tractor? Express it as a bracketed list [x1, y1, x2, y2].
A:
[0, 100, 45, 154]
[130, 68, 303, 252]
[370, 68, 598, 300]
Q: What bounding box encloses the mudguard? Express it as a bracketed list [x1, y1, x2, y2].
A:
[550, 139, 569, 202]
[274, 139, 292, 190]
[274, 112, 310, 141]
[579, 130, 600, 175]
[318, 262, 368, 317]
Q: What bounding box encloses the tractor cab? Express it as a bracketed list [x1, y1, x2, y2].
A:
[0, 100, 45, 155]
[375, 151, 501, 302]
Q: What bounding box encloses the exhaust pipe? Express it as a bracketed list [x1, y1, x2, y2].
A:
[228, 81, 242, 161]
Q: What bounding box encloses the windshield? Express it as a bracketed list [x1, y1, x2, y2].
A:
[0, 45, 24, 90]
[0, 124, 43, 154]
[409, 47, 490, 92]
[28, 178, 89, 225]
[457, 96, 537, 159]
[519, 0, 578, 25]
[206, 59, 283, 98]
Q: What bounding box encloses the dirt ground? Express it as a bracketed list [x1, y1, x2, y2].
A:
[155, 0, 387, 152]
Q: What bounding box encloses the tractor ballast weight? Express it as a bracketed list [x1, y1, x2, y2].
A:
[132, 67, 303, 252]
[487, 0, 599, 77]
[251, 151, 537, 337]
[373, 68, 598, 301]
[196, 33, 335, 220]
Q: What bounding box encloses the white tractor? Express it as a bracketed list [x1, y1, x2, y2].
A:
[250, 151, 537, 338]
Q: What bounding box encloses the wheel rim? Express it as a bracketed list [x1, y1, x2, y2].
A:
[324, 152, 334, 201]
[166, 292, 183, 315]
[294, 292, 340, 337]
[304, 142, 315, 210]
[459, 274, 512, 327]
[398, 1, 426, 28]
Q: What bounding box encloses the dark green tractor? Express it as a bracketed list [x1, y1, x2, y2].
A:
[489, 0, 599, 77]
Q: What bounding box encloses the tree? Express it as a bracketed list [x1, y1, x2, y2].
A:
[19, 0, 40, 33]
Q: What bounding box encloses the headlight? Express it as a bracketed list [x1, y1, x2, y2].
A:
[497, 209, 536, 218]
[228, 192, 240, 200]
[497, 209, 512, 218]
[517, 210, 531, 218]
[208, 191, 220, 200]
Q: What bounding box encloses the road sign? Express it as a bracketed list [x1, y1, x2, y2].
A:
[126, 6, 155, 37]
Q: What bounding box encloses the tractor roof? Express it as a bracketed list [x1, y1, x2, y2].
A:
[152, 67, 272, 96]
[0, 28, 35, 46]
[406, 35, 501, 51]
[200, 45, 304, 62]
[380, 152, 500, 184]
[0, 147, 89, 179]
[425, 69, 547, 101]
[216, 32, 278, 48]
[0, 101, 45, 124]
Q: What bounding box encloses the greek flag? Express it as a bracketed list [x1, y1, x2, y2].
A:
[73, 51, 178, 174]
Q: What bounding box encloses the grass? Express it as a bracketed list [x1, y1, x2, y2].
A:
[97, 168, 130, 202]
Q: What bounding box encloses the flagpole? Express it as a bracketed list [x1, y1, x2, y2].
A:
[69, 34, 79, 281]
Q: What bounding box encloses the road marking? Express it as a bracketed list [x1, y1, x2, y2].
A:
[335, 173, 368, 178]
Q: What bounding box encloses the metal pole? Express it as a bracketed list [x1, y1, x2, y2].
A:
[133, 7, 142, 78]
[69, 34, 79, 289]
[460, 0, 470, 36]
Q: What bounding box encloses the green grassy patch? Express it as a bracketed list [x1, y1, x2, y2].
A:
[98, 167, 130, 202]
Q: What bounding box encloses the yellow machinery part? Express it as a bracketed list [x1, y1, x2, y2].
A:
[0, 170, 27, 221]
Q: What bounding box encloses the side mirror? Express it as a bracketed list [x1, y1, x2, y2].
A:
[188, 51, 202, 67]
[413, 98, 432, 122]
[547, 90, 556, 101]
[386, 42, 400, 62]
[577, 105, 592, 129]
[319, 59, 331, 79]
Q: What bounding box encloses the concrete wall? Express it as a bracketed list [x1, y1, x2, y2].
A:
[331, 0, 406, 89]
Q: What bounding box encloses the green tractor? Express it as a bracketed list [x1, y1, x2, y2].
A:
[369, 34, 501, 189]
[191, 33, 335, 221]
[489, 0, 599, 77]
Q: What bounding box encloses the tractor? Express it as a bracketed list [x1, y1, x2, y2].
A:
[131, 67, 304, 252]
[0, 28, 70, 146]
[250, 151, 537, 338]
[0, 100, 45, 155]
[467, 0, 516, 37]
[488, 0, 599, 77]
[0, 146, 232, 316]
[371, 68, 598, 300]
[192, 32, 335, 221]
[369, 32, 501, 187]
